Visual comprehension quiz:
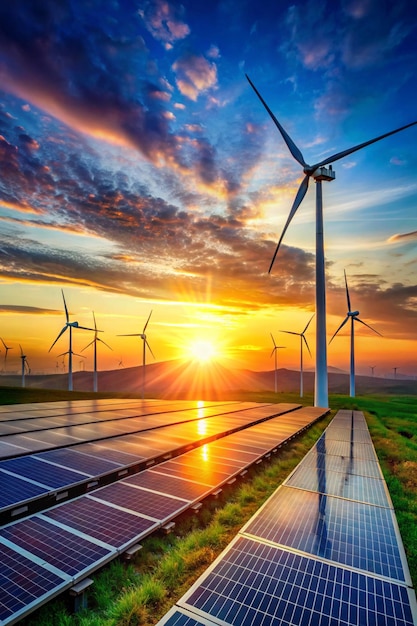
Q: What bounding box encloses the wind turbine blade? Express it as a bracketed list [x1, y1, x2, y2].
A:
[117, 333, 141, 337]
[302, 314, 315, 335]
[93, 311, 97, 331]
[302, 334, 312, 358]
[61, 289, 69, 323]
[19, 344, 23, 356]
[49, 326, 68, 352]
[313, 120, 417, 170]
[329, 316, 349, 344]
[77, 325, 96, 332]
[145, 339, 155, 359]
[246, 74, 307, 168]
[81, 340, 95, 352]
[73, 352, 86, 359]
[270, 332, 277, 347]
[0, 337, 6, 349]
[270, 347, 276, 358]
[143, 310, 153, 333]
[280, 330, 300, 337]
[98, 337, 113, 351]
[344, 270, 352, 312]
[268, 174, 309, 273]
[354, 317, 383, 336]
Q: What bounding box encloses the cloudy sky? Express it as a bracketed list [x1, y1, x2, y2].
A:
[0, 0, 416, 378]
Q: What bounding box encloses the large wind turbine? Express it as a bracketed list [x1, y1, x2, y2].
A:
[246, 74, 417, 408]
[81, 312, 112, 393]
[118, 310, 155, 399]
[49, 290, 94, 391]
[270, 333, 285, 393]
[281, 314, 314, 398]
[330, 271, 381, 398]
[19, 345, 30, 388]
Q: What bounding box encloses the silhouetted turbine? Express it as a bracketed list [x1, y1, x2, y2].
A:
[281, 314, 314, 398]
[19, 344, 30, 388]
[270, 333, 285, 393]
[330, 271, 381, 397]
[118, 310, 155, 399]
[81, 312, 112, 393]
[246, 73, 417, 408]
[49, 290, 95, 391]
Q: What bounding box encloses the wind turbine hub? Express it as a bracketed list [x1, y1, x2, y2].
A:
[311, 166, 336, 181]
[349, 310, 360, 317]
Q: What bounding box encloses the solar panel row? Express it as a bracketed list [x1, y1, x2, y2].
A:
[157, 410, 417, 626]
[0, 403, 328, 625]
[0, 403, 301, 519]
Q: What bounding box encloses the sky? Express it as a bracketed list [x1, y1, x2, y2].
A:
[0, 0, 416, 379]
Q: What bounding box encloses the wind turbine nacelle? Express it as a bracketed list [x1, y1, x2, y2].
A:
[349, 310, 360, 317]
[312, 166, 336, 181]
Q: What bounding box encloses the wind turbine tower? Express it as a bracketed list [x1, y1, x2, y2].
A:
[270, 333, 285, 393]
[280, 314, 314, 398]
[119, 310, 155, 399]
[49, 290, 94, 391]
[19, 345, 30, 388]
[82, 312, 112, 393]
[246, 74, 417, 408]
[330, 271, 381, 397]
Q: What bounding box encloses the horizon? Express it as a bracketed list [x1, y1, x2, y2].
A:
[0, 1, 416, 379]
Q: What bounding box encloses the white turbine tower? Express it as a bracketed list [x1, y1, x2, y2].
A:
[118, 310, 155, 399]
[19, 345, 30, 388]
[49, 290, 94, 391]
[81, 311, 112, 393]
[330, 271, 381, 398]
[270, 333, 285, 393]
[246, 74, 417, 408]
[280, 314, 314, 398]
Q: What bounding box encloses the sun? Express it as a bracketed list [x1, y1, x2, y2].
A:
[188, 339, 218, 363]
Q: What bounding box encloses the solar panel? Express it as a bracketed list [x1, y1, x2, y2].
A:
[43, 496, 157, 549]
[92, 482, 188, 521]
[158, 607, 217, 625]
[0, 516, 112, 577]
[179, 536, 417, 626]
[0, 540, 68, 623]
[0, 456, 89, 489]
[243, 485, 407, 583]
[127, 470, 212, 501]
[38, 447, 119, 475]
[0, 470, 49, 508]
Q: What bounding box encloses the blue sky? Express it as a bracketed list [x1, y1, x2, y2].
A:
[0, 0, 416, 376]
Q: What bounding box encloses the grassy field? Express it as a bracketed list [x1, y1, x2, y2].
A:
[1, 387, 415, 626]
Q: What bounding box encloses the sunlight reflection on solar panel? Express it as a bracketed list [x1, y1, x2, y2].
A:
[244, 485, 406, 582]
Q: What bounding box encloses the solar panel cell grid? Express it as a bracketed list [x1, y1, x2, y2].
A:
[0, 517, 112, 577]
[38, 448, 118, 475]
[0, 541, 67, 622]
[0, 456, 89, 489]
[127, 470, 211, 500]
[43, 496, 156, 548]
[93, 482, 187, 520]
[181, 537, 416, 626]
[0, 470, 49, 508]
[243, 485, 406, 582]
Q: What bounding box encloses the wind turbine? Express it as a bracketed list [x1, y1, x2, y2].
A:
[329, 270, 381, 398]
[81, 311, 113, 393]
[246, 74, 417, 408]
[280, 314, 314, 398]
[370, 366, 376, 376]
[270, 333, 285, 393]
[19, 345, 30, 388]
[49, 290, 94, 391]
[118, 310, 155, 399]
[1, 337, 13, 371]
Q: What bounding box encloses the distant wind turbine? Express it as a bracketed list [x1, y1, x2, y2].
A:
[280, 314, 314, 398]
[19, 345, 30, 387]
[330, 271, 381, 398]
[370, 366, 376, 376]
[1, 337, 13, 370]
[270, 333, 285, 393]
[49, 290, 95, 391]
[393, 367, 398, 379]
[246, 74, 417, 408]
[81, 312, 112, 393]
[118, 310, 155, 399]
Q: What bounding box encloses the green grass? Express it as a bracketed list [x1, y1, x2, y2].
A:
[6, 388, 417, 625]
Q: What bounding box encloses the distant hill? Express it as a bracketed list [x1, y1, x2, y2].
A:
[0, 359, 415, 398]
